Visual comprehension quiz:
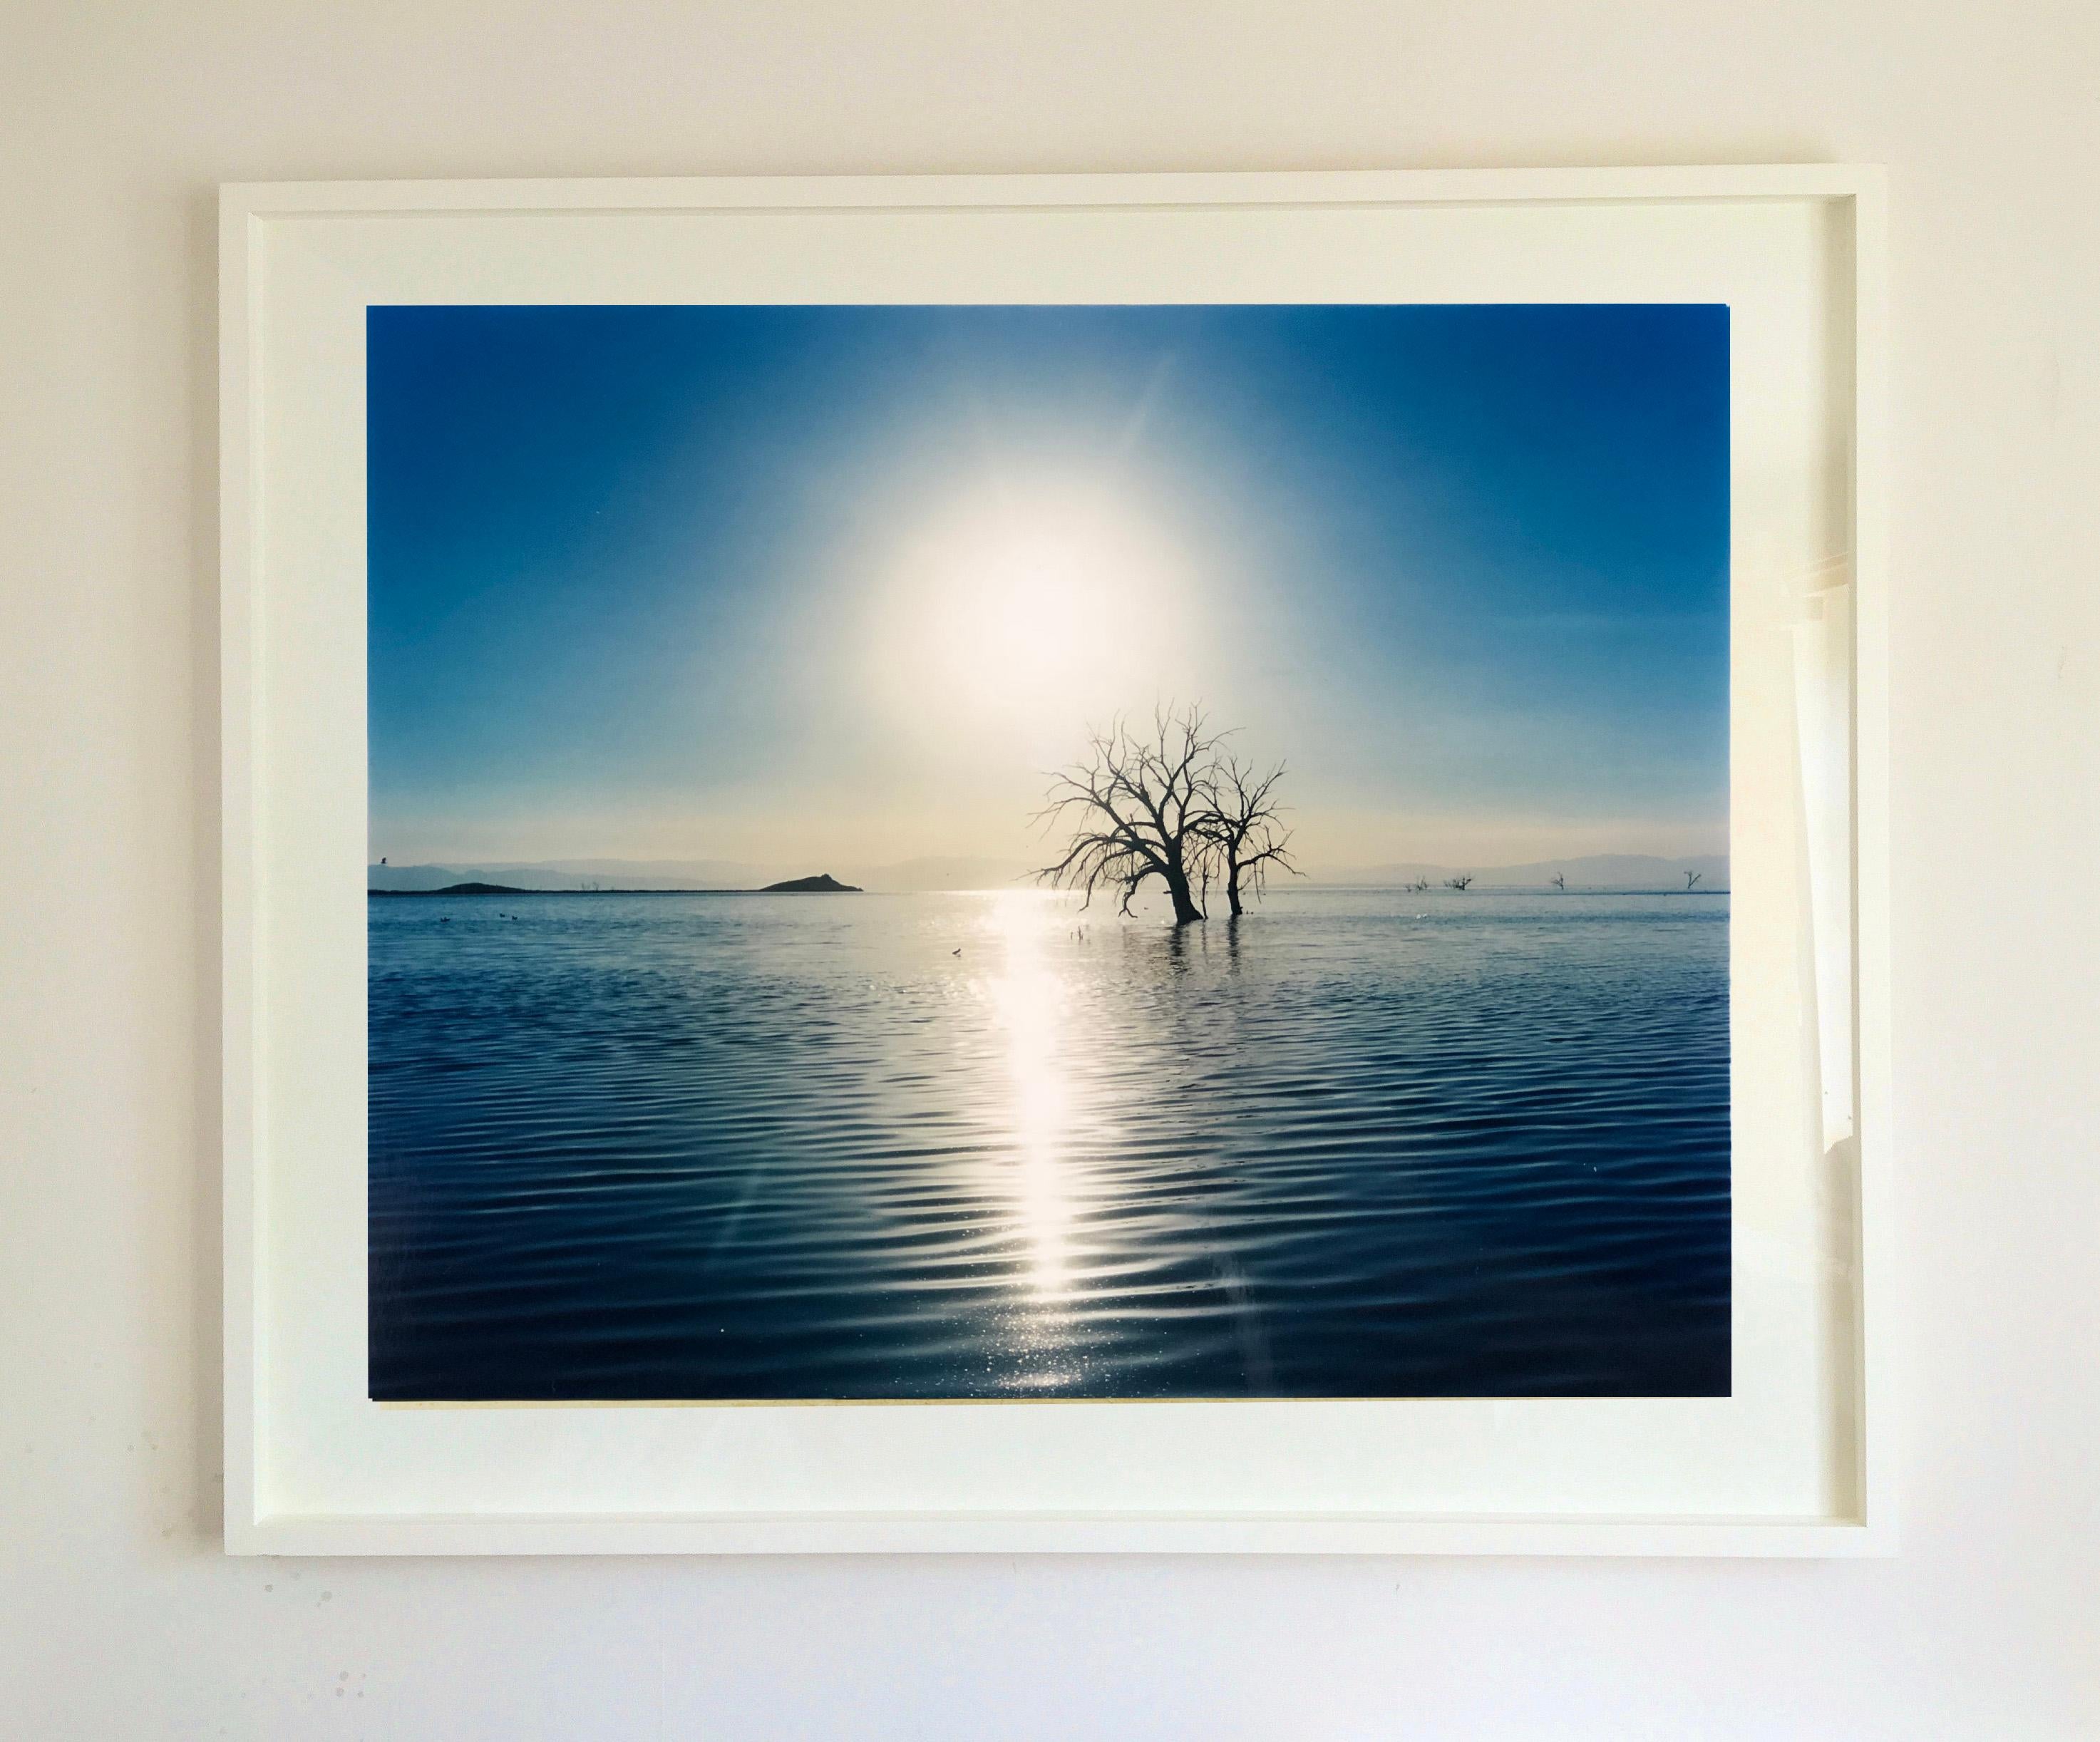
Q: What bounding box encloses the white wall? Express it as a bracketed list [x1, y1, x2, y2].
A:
[2, 3, 2095, 1734]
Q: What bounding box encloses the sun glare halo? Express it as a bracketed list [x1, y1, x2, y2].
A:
[871, 481, 1197, 745]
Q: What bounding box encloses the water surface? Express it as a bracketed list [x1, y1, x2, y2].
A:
[369, 887, 1729, 1399]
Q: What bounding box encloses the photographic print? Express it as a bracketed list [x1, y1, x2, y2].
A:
[367, 301, 1730, 1403]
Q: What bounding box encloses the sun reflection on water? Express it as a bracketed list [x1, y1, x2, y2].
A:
[982, 890, 1080, 1307]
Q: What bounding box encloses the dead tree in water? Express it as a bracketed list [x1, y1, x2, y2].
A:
[1445, 873, 1474, 892]
[1551, 873, 1566, 890]
[1197, 753, 1300, 917]
[1036, 706, 1221, 924]
[1684, 870, 1703, 891]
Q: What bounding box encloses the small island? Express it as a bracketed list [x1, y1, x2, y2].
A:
[369, 874, 862, 897]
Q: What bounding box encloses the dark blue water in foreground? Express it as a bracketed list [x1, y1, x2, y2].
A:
[369, 888, 1729, 1400]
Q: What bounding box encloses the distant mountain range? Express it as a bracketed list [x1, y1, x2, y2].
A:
[367, 851, 1726, 895]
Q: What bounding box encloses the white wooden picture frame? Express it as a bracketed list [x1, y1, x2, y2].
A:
[222, 165, 1890, 1555]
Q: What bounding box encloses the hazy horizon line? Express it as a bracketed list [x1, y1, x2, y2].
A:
[369, 846, 1731, 865]
[368, 847, 1733, 890]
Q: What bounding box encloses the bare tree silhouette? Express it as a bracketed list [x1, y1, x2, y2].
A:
[1198, 753, 1300, 917]
[1408, 876, 1431, 893]
[1551, 872, 1566, 890]
[1036, 706, 1222, 924]
[1445, 874, 1474, 892]
[1684, 870, 1703, 890]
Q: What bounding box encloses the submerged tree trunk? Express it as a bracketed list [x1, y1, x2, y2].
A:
[1163, 861, 1205, 924]
[1224, 856, 1246, 917]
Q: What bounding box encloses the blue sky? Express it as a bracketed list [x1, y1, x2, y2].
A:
[369, 302, 1727, 871]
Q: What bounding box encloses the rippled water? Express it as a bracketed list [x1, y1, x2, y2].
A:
[369, 887, 1729, 1400]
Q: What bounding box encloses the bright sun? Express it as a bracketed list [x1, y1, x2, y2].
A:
[873, 480, 1195, 743]
[940, 525, 1093, 686]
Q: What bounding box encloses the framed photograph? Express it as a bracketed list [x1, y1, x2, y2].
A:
[221, 165, 1890, 1555]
